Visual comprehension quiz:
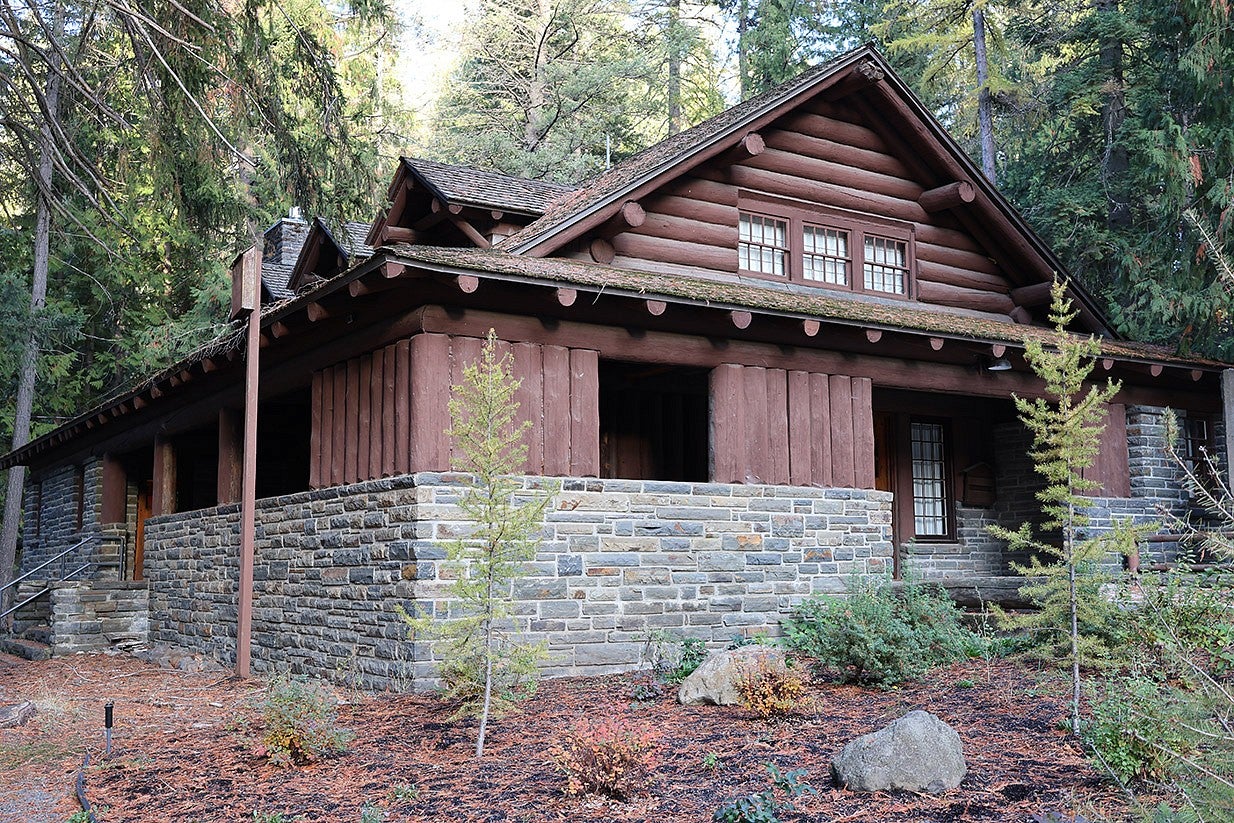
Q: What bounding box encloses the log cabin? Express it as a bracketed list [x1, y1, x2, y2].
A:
[3, 46, 1229, 683]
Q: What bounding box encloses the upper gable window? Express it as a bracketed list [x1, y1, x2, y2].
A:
[739, 213, 787, 276]
[738, 195, 914, 299]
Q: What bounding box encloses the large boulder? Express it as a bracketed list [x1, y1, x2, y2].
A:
[832, 710, 966, 793]
[677, 645, 788, 706]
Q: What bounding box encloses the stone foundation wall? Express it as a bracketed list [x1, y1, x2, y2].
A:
[145, 474, 893, 690]
[50, 581, 149, 655]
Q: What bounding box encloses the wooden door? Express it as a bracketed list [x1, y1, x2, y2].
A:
[873, 412, 903, 578]
[133, 481, 151, 581]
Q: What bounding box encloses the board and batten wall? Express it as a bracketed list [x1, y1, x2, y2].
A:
[567, 98, 1017, 322]
[307, 332, 878, 492]
[309, 333, 600, 488]
[710, 365, 874, 488]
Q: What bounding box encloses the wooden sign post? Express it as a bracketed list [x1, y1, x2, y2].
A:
[230, 246, 261, 679]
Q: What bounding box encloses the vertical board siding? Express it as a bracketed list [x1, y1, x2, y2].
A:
[512, 342, 544, 474]
[787, 371, 812, 485]
[309, 371, 322, 488]
[409, 333, 451, 473]
[569, 348, 600, 477]
[828, 375, 856, 488]
[542, 345, 572, 475]
[368, 348, 384, 479]
[381, 343, 397, 477]
[851, 377, 875, 489]
[1083, 403, 1130, 497]
[708, 364, 874, 489]
[766, 368, 791, 485]
[709, 364, 745, 483]
[307, 334, 604, 486]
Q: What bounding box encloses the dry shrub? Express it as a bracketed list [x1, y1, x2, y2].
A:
[736, 658, 805, 720]
[550, 717, 656, 800]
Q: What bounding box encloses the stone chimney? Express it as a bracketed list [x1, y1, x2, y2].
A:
[262, 208, 310, 267]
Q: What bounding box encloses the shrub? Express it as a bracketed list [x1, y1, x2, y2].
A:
[550, 717, 656, 800]
[1086, 676, 1194, 783]
[735, 658, 805, 719]
[257, 674, 353, 767]
[713, 762, 814, 823]
[783, 577, 976, 686]
[643, 631, 708, 684]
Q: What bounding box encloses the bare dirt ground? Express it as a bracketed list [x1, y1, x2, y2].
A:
[1, 652, 1129, 823]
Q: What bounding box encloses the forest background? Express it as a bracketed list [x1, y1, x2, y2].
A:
[0, 0, 1231, 526]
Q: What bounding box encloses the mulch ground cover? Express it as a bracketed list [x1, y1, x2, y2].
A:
[1, 652, 1131, 823]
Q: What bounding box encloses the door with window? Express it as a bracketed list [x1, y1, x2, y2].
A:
[875, 410, 958, 577]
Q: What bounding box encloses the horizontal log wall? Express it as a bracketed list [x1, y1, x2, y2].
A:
[568, 99, 1017, 320]
[309, 334, 600, 488]
[711, 364, 874, 488]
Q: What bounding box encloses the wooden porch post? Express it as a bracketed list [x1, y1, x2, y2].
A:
[100, 453, 126, 524]
[217, 407, 243, 505]
[151, 436, 176, 516]
[231, 246, 261, 679]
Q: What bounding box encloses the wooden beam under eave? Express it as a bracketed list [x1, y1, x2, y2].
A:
[929, 337, 944, 351]
[824, 59, 886, 100]
[802, 319, 821, 337]
[556, 288, 578, 307]
[380, 225, 416, 245]
[1150, 364, 1164, 377]
[731, 310, 753, 330]
[457, 274, 480, 294]
[259, 333, 271, 348]
[133, 396, 148, 409]
[150, 385, 164, 399]
[307, 302, 332, 322]
[350, 277, 399, 298]
[202, 357, 219, 373]
[865, 329, 883, 343]
[646, 300, 667, 316]
[741, 132, 765, 157]
[168, 375, 181, 387]
[449, 216, 492, 249]
[1009, 281, 1053, 307]
[991, 344, 1007, 358]
[620, 201, 646, 228]
[431, 198, 463, 215]
[1009, 306, 1033, 325]
[383, 262, 407, 280]
[1101, 358, 1115, 371]
[919, 181, 976, 213]
[271, 321, 292, 338]
[590, 237, 615, 264]
[1192, 369, 1204, 382]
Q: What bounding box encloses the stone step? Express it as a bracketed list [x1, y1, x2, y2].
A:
[22, 625, 52, 645]
[0, 636, 51, 662]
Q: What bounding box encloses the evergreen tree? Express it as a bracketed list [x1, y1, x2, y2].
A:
[399, 331, 554, 759]
[426, 0, 658, 183]
[988, 279, 1130, 736]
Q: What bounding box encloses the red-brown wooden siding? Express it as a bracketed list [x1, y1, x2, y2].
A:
[710, 363, 874, 488]
[1081, 403, 1131, 497]
[308, 334, 600, 488]
[565, 99, 1017, 321]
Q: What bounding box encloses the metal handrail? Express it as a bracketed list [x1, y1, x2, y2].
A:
[0, 536, 94, 623]
[0, 562, 93, 621]
[0, 536, 92, 598]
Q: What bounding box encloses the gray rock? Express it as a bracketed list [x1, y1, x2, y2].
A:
[677, 645, 787, 706]
[0, 701, 36, 729]
[832, 710, 966, 793]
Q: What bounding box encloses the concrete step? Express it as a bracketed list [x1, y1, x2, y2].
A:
[0, 636, 51, 662]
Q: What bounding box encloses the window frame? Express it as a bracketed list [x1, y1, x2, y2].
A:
[907, 417, 954, 541]
[736, 193, 916, 300]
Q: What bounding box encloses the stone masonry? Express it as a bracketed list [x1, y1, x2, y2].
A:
[21, 458, 105, 576]
[50, 581, 149, 655]
[144, 474, 893, 690]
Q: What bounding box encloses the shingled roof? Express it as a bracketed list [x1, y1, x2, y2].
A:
[404, 157, 576, 216]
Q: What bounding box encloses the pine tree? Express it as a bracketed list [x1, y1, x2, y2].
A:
[400, 331, 554, 758]
[988, 279, 1132, 736]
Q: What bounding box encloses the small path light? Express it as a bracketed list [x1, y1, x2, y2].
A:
[104, 700, 114, 757]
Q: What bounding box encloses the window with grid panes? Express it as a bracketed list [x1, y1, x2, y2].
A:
[736, 197, 914, 298]
[910, 421, 949, 538]
[1182, 416, 1212, 471]
[803, 225, 849, 285]
[738, 213, 787, 276]
[864, 234, 909, 295]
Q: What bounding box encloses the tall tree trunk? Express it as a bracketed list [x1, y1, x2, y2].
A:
[525, 0, 553, 153]
[972, 6, 997, 184]
[1099, 0, 1130, 231]
[737, 0, 749, 100]
[666, 0, 682, 135]
[1, 9, 63, 620]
